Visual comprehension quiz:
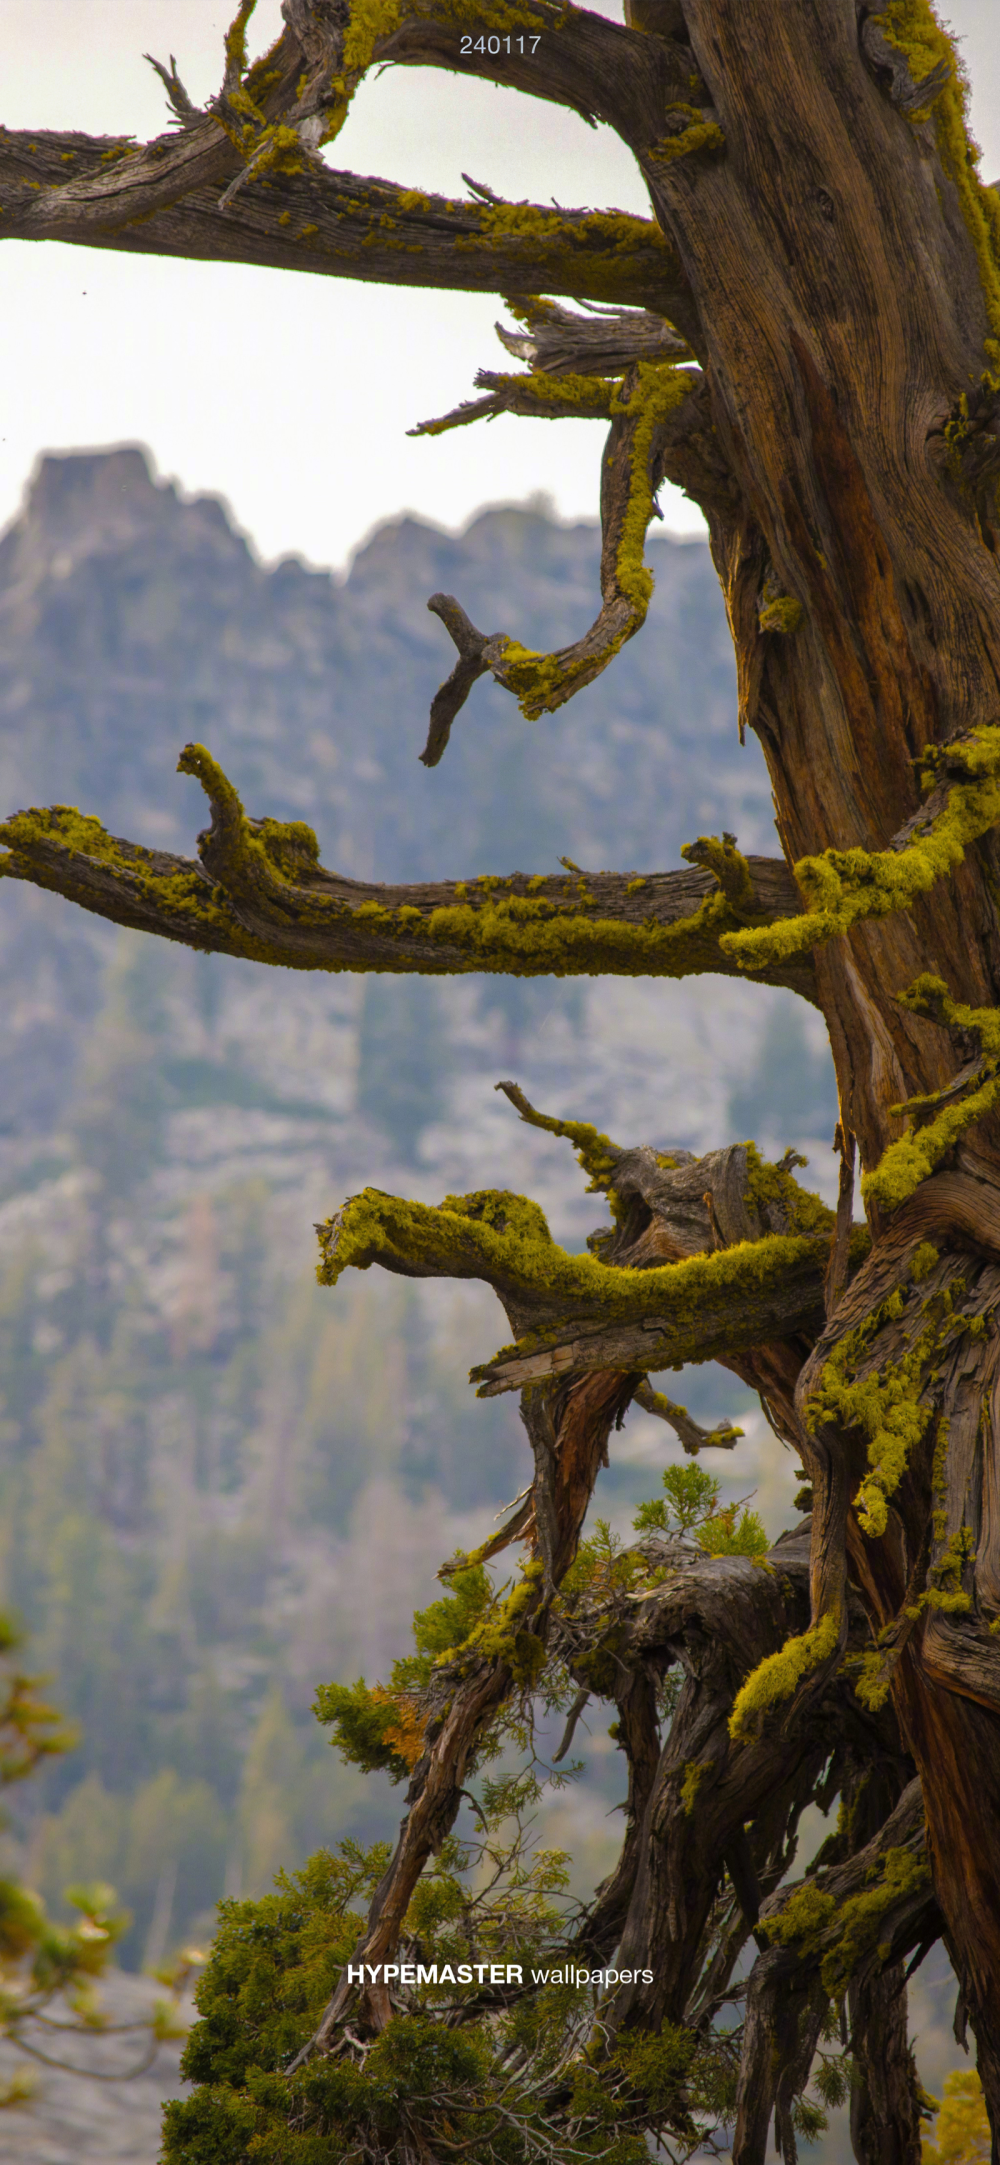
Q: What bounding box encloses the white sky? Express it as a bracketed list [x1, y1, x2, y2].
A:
[2, 1, 997, 569]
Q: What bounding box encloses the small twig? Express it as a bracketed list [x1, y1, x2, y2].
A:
[421, 594, 501, 766]
[457, 1786, 490, 1831]
[552, 1688, 590, 1763]
[462, 171, 504, 203]
[144, 52, 202, 127]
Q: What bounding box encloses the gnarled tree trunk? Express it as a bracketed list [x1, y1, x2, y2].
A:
[4, 0, 1000, 2155]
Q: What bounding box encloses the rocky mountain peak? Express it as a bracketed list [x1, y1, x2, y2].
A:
[0, 445, 248, 600]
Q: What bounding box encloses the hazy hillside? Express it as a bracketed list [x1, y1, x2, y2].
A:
[0, 449, 960, 2159]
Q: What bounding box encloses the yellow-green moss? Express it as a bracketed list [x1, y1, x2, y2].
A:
[609, 363, 691, 612]
[421, 877, 743, 978]
[680, 832, 758, 916]
[728, 1606, 841, 1743]
[924, 1522, 975, 1613]
[680, 1760, 711, 1815]
[458, 1559, 546, 1685]
[862, 976, 1000, 1210]
[809, 1301, 937, 1539]
[720, 726, 1000, 972]
[852, 1646, 896, 1712]
[757, 593, 804, 636]
[762, 1879, 837, 1947]
[315, 1185, 839, 1386]
[647, 109, 726, 166]
[742, 1140, 833, 1235]
[762, 1842, 930, 1997]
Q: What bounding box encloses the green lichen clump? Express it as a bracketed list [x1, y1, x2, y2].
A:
[862, 975, 1000, 1211]
[762, 1842, 931, 1999]
[680, 1760, 711, 1815]
[728, 1606, 841, 1744]
[647, 108, 726, 167]
[762, 1878, 836, 1949]
[807, 1288, 939, 1540]
[757, 591, 804, 636]
[680, 832, 758, 916]
[742, 1141, 833, 1236]
[719, 725, 1000, 973]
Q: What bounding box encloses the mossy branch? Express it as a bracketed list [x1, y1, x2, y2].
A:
[315, 1181, 855, 1387]
[0, 134, 680, 311]
[0, 756, 818, 995]
[718, 726, 1000, 973]
[420, 357, 694, 742]
[633, 1378, 744, 1454]
[1, 1, 689, 312]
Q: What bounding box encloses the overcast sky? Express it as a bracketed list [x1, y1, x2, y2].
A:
[2, 2, 997, 568]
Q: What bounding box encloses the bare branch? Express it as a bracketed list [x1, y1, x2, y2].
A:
[419, 597, 498, 768]
[552, 1688, 590, 1763]
[144, 53, 202, 129]
[494, 295, 691, 376]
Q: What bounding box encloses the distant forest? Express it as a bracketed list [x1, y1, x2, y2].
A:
[0, 449, 836, 1967]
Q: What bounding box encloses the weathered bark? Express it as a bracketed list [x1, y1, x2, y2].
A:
[849, 1963, 925, 2165]
[733, 1780, 935, 2165]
